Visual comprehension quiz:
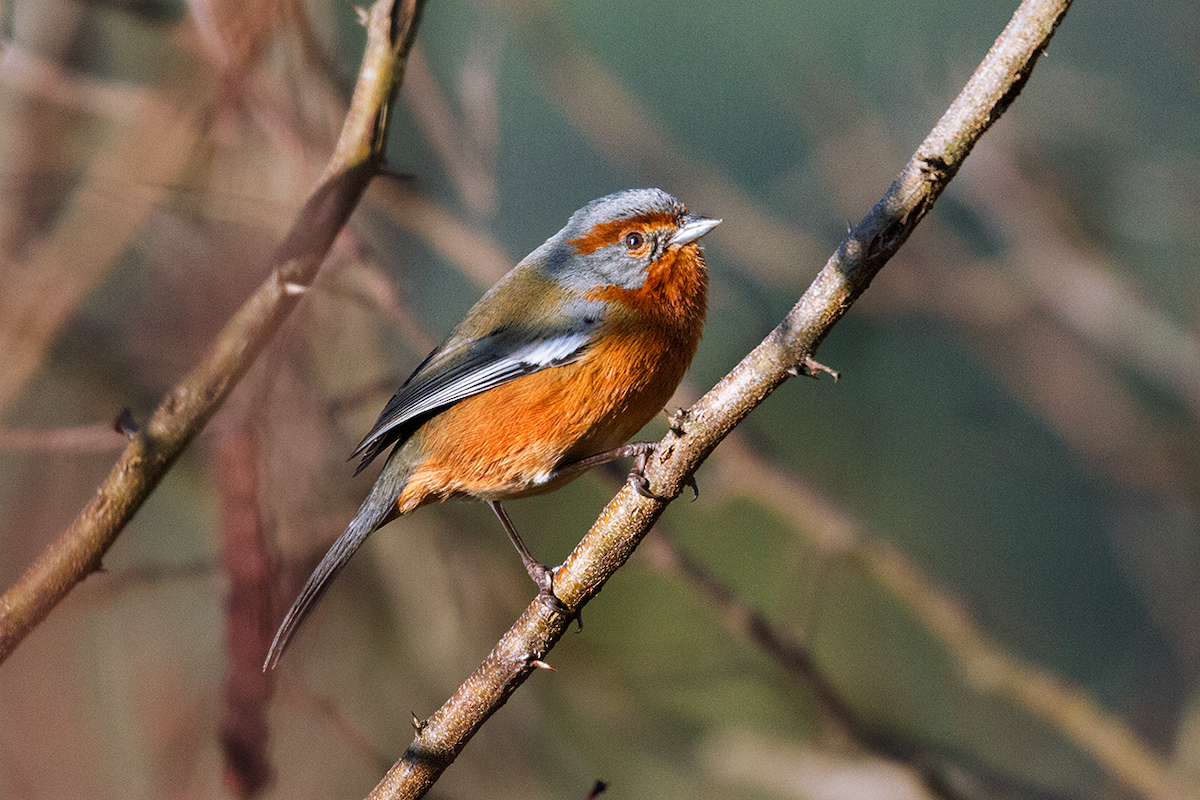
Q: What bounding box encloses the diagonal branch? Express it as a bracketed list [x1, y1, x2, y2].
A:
[367, 1, 1076, 798]
[0, 0, 428, 665]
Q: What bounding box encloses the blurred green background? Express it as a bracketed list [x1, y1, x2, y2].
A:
[2, 0, 1198, 798]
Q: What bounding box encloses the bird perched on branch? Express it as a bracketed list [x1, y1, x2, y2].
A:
[265, 188, 720, 669]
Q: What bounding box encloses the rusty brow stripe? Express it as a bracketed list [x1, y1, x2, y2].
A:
[567, 211, 677, 255]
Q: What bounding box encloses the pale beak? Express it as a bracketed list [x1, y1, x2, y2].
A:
[669, 214, 721, 248]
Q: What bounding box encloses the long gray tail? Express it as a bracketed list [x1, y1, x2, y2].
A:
[263, 461, 407, 670]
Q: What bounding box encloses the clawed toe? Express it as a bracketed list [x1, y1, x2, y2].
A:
[533, 574, 582, 629]
[550, 596, 583, 631]
[627, 449, 669, 501]
[628, 470, 669, 501]
[626, 447, 699, 501]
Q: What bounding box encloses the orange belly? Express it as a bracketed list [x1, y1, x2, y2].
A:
[394, 325, 696, 511]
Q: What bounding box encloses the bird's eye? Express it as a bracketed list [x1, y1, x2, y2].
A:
[623, 231, 645, 251]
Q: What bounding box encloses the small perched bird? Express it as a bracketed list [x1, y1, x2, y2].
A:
[265, 188, 719, 669]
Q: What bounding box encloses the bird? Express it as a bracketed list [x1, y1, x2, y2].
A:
[264, 188, 720, 669]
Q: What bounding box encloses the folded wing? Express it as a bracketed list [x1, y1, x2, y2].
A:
[351, 328, 594, 473]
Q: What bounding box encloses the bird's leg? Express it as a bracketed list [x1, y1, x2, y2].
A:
[489, 501, 572, 616]
[555, 441, 698, 502]
[556, 441, 656, 478]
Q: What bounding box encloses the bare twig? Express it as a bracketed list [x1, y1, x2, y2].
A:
[366, 1, 1075, 798]
[0, 0, 428, 665]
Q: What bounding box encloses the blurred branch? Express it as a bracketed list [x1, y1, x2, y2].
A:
[810, 117, 1199, 502]
[0, 42, 145, 119]
[87, 558, 221, 598]
[0, 55, 209, 414]
[645, 532, 868, 741]
[402, 44, 497, 217]
[283, 681, 394, 774]
[365, 1, 1075, 798]
[957, 147, 1200, 425]
[689, 432, 1196, 799]
[646, 531, 1070, 800]
[0, 423, 127, 453]
[216, 424, 276, 798]
[368, 180, 512, 286]
[859, 539, 1193, 800]
[0, 0, 428, 665]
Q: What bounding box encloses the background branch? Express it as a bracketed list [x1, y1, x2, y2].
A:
[0, 0, 427, 665]
[693, 432, 1194, 799]
[368, 1, 1075, 797]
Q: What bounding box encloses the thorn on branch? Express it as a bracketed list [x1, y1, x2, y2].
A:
[788, 356, 839, 381]
[113, 408, 140, 438]
[529, 659, 556, 672]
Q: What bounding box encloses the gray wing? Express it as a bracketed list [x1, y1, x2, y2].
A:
[350, 328, 594, 473]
